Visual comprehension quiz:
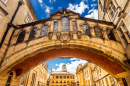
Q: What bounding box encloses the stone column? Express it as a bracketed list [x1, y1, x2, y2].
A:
[90, 26, 95, 37]
[57, 19, 61, 32]
[69, 19, 73, 32]
[24, 31, 30, 41]
[51, 20, 54, 32]
[102, 27, 109, 40]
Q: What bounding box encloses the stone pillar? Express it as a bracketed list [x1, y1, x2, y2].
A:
[24, 31, 30, 41]
[51, 20, 54, 32]
[57, 19, 61, 32]
[102, 27, 109, 40]
[90, 26, 95, 37]
[69, 19, 73, 32]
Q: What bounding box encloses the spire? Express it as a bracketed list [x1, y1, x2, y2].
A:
[62, 64, 67, 72]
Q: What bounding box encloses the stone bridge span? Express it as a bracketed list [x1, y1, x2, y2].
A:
[0, 9, 130, 85]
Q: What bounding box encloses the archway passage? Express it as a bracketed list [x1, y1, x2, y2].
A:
[8, 48, 126, 76]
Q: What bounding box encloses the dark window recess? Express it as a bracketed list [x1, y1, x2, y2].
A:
[29, 28, 37, 40]
[82, 24, 91, 36]
[40, 26, 48, 36]
[127, 31, 130, 39]
[106, 29, 116, 41]
[17, 31, 26, 43]
[6, 72, 13, 86]
[73, 21, 77, 32]
[54, 22, 57, 33]
[60, 76, 62, 79]
[123, 35, 128, 46]
[94, 27, 103, 38]
[61, 17, 69, 32]
[122, 23, 127, 31]
[120, 28, 123, 35]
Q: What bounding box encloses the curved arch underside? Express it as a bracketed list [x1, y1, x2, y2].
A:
[9, 48, 126, 76]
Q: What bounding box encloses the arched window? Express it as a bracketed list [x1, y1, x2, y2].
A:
[82, 24, 91, 36]
[6, 72, 13, 86]
[61, 17, 69, 32]
[30, 73, 36, 86]
[28, 28, 37, 40]
[73, 21, 77, 32]
[17, 31, 26, 43]
[94, 26, 103, 38]
[54, 22, 57, 33]
[40, 26, 48, 36]
[106, 29, 116, 41]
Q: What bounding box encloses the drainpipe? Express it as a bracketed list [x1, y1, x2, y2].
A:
[0, 1, 23, 67]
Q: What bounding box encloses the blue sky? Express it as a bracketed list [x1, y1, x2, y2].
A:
[29, 0, 98, 20]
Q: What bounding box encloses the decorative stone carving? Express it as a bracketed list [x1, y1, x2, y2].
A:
[77, 31, 82, 39]
[69, 31, 73, 39]
[48, 32, 53, 40]
[56, 32, 61, 40]
[60, 33, 70, 43]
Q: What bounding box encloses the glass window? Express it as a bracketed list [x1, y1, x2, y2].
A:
[94, 26, 103, 38]
[106, 29, 116, 41]
[122, 23, 127, 31]
[56, 81, 58, 83]
[82, 24, 91, 36]
[60, 76, 62, 79]
[25, 16, 30, 23]
[54, 22, 57, 33]
[17, 31, 26, 43]
[29, 28, 37, 40]
[56, 76, 58, 79]
[111, 11, 114, 17]
[40, 26, 48, 36]
[61, 17, 69, 32]
[73, 21, 77, 32]
[67, 76, 69, 79]
[64, 76, 66, 79]
[52, 81, 54, 83]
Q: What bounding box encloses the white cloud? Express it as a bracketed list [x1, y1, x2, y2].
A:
[85, 9, 98, 19]
[52, 59, 87, 75]
[91, 4, 97, 7]
[58, 7, 62, 10]
[44, 6, 53, 17]
[38, 0, 43, 3]
[67, 1, 89, 14]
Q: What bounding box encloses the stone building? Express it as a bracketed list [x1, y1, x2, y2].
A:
[76, 62, 120, 86]
[0, 0, 37, 49]
[20, 63, 48, 86]
[47, 64, 75, 86]
[97, 0, 130, 62]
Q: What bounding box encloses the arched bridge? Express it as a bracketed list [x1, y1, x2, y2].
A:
[0, 9, 130, 85]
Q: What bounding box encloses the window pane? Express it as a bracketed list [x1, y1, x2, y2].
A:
[54, 22, 57, 33]
[29, 28, 37, 40]
[17, 31, 26, 43]
[94, 27, 103, 38]
[40, 26, 48, 36]
[61, 17, 69, 32]
[73, 21, 77, 32]
[82, 25, 91, 36]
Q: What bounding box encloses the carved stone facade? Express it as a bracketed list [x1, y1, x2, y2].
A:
[76, 62, 120, 86]
[20, 63, 48, 86]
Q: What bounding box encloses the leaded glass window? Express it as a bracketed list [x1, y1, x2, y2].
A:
[61, 17, 69, 32]
[73, 21, 77, 32]
[106, 29, 116, 41]
[17, 31, 26, 43]
[40, 26, 48, 36]
[54, 22, 57, 33]
[94, 26, 103, 38]
[82, 24, 91, 36]
[29, 28, 37, 40]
